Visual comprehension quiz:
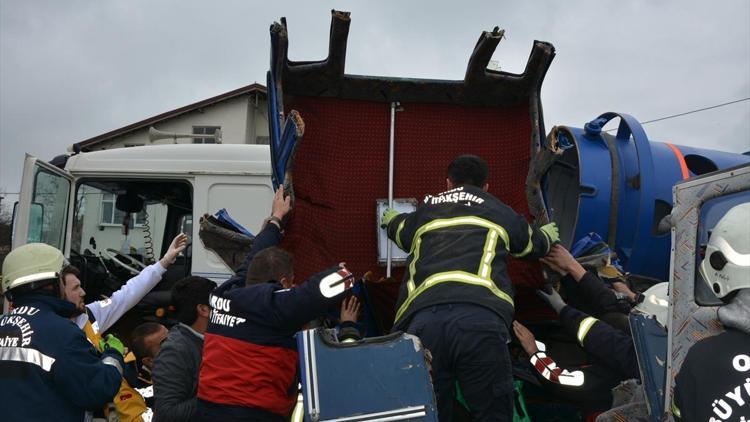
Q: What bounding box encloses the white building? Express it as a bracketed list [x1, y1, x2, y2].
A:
[69, 84, 268, 259]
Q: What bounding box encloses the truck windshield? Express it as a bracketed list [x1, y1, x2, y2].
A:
[72, 183, 170, 263]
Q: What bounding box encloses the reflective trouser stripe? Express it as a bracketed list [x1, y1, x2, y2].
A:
[290, 393, 304, 422]
[671, 397, 682, 418]
[0, 346, 56, 371]
[395, 270, 514, 323]
[576, 317, 599, 346]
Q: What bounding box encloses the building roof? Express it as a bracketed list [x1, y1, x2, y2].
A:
[73, 83, 267, 151]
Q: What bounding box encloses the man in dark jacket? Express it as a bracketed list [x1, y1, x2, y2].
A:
[0, 243, 124, 422]
[673, 203, 750, 421]
[536, 284, 640, 383]
[197, 186, 354, 421]
[380, 154, 559, 421]
[152, 276, 215, 422]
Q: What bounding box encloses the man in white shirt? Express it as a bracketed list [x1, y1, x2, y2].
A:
[61, 233, 188, 422]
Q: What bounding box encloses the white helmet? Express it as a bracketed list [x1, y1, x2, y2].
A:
[634, 282, 670, 328]
[1, 243, 65, 296]
[700, 202, 750, 299]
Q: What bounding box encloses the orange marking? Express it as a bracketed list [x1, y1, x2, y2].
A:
[665, 142, 689, 180]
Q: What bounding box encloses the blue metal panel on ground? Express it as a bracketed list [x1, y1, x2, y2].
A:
[629, 313, 667, 421]
[297, 328, 438, 421]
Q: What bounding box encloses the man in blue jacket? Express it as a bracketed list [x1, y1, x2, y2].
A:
[0, 243, 124, 421]
[197, 186, 356, 421]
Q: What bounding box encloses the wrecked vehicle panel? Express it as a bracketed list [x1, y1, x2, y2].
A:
[268, 10, 556, 328]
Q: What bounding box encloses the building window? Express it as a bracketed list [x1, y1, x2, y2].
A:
[101, 193, 146, 226]
[192, 126, 220, 144]
[255, 136, 270, 145]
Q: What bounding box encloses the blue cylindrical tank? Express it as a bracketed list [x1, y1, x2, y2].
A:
[542, 112, 750, 281]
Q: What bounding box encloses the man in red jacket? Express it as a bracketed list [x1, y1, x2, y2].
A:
[197, 190, 354, 421]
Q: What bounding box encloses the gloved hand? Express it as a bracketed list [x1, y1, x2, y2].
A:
[536, 286, 567, 314]
[540, 222, 560, 245]
[380, 207, 400, 228]
[99, 334, 125, 356]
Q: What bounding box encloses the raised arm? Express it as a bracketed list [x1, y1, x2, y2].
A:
[89, 233, 187, 332]
[219, 186, 292, 292]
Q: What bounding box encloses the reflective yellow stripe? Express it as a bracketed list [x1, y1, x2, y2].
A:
[414, 216, 509, 247]
[406, 216, 509, 288]
[671, 397, 681, 418]
[398, 216, 513, 324]
[395, 271, 514, 323]
[511, 226, 534, 258]
[576, 317, 598, 346]
[406, 237, 423, 292]
[395, 219, 407, 250]
[479, 229, 499, 278]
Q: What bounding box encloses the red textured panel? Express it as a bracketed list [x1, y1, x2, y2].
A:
[281, 96, 548, 322]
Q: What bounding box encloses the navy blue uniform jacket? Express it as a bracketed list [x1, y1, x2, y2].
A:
[0, 293, 123, 421]
[198, 223, 345, 416]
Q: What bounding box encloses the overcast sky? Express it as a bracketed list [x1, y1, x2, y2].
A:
[1, 0, 749, 206]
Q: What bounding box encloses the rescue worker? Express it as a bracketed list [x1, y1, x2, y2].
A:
[0, 243, 124, 421]
[61, 232, 187, 422]
[512, 320, 618, 413]
[536, 285, 640, 382]
[673, 202, 750, 421]
[197, 188, 354, 421]
[380, 154, 559, 421]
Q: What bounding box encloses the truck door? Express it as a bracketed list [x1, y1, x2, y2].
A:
[13, 154, 74, 254]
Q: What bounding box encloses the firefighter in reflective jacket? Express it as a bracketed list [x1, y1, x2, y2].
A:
[673, 203, 750, 421]
[0, 243, 124, 422]
[381, 155, 558, 421]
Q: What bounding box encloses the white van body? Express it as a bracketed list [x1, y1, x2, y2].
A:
[14, 144, 274, 284]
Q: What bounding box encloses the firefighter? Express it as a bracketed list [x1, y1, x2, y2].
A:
[380, 154, 559, 421]
[0, 243, 124, 421]
[673, 202, 750, 421]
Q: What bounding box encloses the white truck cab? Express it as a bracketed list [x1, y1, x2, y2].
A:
[13, 144, 273, 301]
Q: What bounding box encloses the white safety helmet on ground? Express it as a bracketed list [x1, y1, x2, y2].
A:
[1, 243, 65, 296]
[699, 202, 750, 299]
[634, 282, 670, 328]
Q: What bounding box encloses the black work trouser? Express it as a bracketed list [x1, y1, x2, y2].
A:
[406, 303, 514, 422]
[197, 399, 286, 422]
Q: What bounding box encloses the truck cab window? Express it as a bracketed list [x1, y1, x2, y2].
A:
[30, 167, 71, 249]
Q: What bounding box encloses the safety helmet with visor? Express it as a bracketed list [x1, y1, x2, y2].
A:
[699, 202, 750, 299]
[1, 243, 67, 299]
